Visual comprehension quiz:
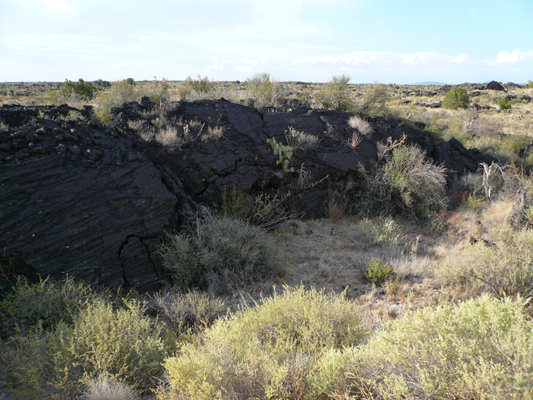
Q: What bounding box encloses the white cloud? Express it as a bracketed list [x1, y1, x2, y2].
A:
[235, 58, 260, 74]
[453, 54, 472, 64]
[313, 51, 456, 68]
[494, 49, 533, 65]
[37, 0, 74, 13]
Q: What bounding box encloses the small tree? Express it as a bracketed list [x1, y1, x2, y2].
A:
[441, 86, 470, 109]
[60, 78, 97, 102]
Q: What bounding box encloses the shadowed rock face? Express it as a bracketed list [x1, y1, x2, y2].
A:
[0, 100, 494, 293]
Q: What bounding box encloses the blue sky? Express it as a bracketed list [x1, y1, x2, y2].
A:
[1, 0, 532, 84]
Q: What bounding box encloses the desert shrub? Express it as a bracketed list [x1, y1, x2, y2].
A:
[498, 97, 512, 111]
[359, 144, 448, 221]
[158, 213, 281, 294]
[148, 289, 227, 334]
[246, 72, 283, 108]
[0, 277, 99, 338]
[185, 75, 212, 93]
[358, 82, 391, 117]
[162, 286, 364, 400]
[364, 258, 393, 285]
[95, 79, 140, 123]
[432, 226, 533, 300]
[442, 86, 470, 110]
[353, 217, 403, 248]
[146, 77, 171, 104]
[314, 74, 353, 112]
[354, 295, 533, 399]
[4, 299, 169, 396]
[60, 78, 98, 102]
[221, 189, 291, 229]
[498, 134, 532, 164]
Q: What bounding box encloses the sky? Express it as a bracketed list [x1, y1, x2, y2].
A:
[1, 0, 532, 84]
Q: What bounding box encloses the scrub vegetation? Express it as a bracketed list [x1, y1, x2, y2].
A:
[2, 77, 533, 399]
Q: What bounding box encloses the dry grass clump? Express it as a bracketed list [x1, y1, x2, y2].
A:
[155, 126, 184, 147]
[286, 126, 319, 152]
[82, 375, 139, 400]
[348, 116, 373, 135]
[148, 288, 227, 334]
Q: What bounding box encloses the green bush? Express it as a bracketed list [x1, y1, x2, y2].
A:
[95, 79, 140, 123]
[358, 82, 391, 117]
[442, 86, 470, 110]
[498, 97, 512, 111]
[314, 74, 353, 112]
[4, 299, 169, 396]
[364, 258, 393, 285]
[162, 286, 364, 400]
[246, 72, 283, 109]
[185, 75, 212, 94]
[60, 78, 98, 102]
[353, 295, 533, 399]
[360, 144, 448, 221]
[0, 277, 98, 338]
[158, 213, 281, 295]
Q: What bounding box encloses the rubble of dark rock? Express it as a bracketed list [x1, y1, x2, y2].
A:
[0, 99, 494, 293]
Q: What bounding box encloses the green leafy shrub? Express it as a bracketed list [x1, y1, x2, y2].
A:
[162, 286, 364, 400]
[0, 277, 98, 338]
[360, 144, 448, 221]
[158, 213, 281, 294]
[314, 74, 353, 112]
[441, 86, 470, 110]
[498, 97, 512, 111]
[364, 258, 393, 285]
[354, 295, 533, 399]
[4, 299, 169, 396]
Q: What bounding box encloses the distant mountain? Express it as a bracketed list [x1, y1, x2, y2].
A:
[411, 81, 448, 85]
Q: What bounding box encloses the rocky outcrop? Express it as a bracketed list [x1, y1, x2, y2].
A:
[486, 81, 505, 91]
[0, 100, 494, 293]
